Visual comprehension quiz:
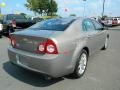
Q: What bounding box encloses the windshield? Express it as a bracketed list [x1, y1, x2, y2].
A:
[29, 18, 75, 31]
[7, 14, 26, 20]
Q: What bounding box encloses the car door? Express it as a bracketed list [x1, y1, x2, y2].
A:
[92, 19, 107, 49]
[82, 19, 99, 55]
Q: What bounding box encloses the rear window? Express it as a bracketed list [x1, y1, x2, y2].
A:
[29, 18, 76, 31]
[7, 14, 26, 20]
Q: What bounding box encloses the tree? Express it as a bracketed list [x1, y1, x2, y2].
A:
[47, 0, 57, 16]
[25, 0, 58, 16]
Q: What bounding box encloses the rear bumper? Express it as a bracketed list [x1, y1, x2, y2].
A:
[8, 46, 74, 78]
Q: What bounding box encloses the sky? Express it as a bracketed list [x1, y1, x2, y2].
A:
[0, 0, 120, 17]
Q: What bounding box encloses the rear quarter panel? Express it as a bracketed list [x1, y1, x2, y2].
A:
[53, 19, 88, 72]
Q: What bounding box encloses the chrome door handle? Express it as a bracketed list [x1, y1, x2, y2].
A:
[87, 35, 92, 37]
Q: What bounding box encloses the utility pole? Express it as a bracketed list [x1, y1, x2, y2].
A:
[102, 0, 105, 17]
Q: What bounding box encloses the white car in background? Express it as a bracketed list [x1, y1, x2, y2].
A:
[0, 22, 3, 38]
[101, 18, 112, 27]
[117, 18, 120, 24]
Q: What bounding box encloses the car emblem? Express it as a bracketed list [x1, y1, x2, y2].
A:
[23, 38, 28, 41]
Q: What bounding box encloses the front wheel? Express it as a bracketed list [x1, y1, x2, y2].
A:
[72, 49, 88, 78]
[102, 37, 108, 50]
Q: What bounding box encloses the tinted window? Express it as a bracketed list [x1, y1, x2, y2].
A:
[29, 18, 75, 31]
[92, 20, 103, 30]
[7, 14, 26, 20]
[82, 20, 95, 31]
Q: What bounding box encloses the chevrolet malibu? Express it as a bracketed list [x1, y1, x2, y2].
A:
[8, 17, 109, 78]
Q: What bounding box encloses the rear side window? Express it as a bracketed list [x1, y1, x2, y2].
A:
[82, 20, 95, 31]
[29, 18, 75, 31]
[92, 20, 103, 30]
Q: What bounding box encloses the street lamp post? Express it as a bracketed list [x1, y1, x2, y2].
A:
[83, 0, 86, 17]
[102, 0, 105, 17]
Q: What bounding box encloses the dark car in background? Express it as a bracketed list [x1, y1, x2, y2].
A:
[2, 14, 35, 35]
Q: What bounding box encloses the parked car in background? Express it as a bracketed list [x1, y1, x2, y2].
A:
[116, 18, 120, 24]
[2, 14, 36, 35]
[0, 22, 3, 38]
[8, 17, 109, 79]
[106, 18, 113, 26]
[100, 18, 112, 27]
[112, 18, 118, 26]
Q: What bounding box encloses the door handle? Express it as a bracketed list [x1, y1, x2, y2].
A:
[87, 35, 92, 38]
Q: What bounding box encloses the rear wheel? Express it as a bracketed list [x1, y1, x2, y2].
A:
[72, 49, 88, 78]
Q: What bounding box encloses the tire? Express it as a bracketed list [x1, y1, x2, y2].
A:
[0, 31, 2, 38]
[72, 49, 88, 78]
[102, 37, 108, 50]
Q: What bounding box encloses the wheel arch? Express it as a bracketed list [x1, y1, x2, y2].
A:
[82, 47, 89, 57]
[70, 44, 89, 73]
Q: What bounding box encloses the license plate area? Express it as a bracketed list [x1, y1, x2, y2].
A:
[16, 54, 29, 67]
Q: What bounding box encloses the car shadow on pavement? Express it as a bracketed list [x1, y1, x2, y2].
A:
[3, 62, 64, 87]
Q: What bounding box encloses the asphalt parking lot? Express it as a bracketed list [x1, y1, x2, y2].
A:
[0, 27, 120, 90]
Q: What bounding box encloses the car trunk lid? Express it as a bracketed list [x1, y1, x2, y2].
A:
[10, 29, 62, 53]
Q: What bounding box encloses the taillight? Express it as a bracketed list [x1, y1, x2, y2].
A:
[9, 36, 16, 48]
[36, 42, 46, 53]
[36, 39, 58, 54]
[46, 39, 58, 54]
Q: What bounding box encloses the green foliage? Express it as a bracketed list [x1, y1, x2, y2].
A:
[25, 0, 58, 16]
